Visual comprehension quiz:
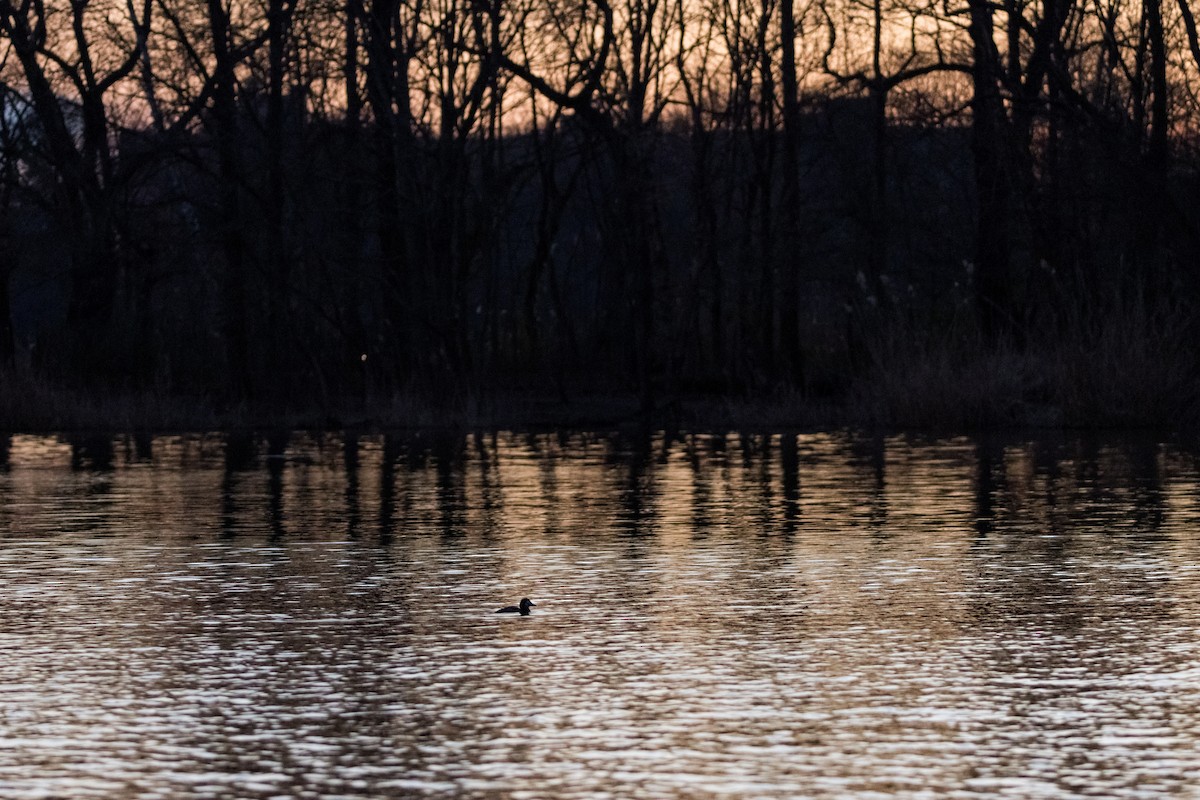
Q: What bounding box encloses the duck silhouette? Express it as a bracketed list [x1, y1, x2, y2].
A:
[496, 598, 536, 615]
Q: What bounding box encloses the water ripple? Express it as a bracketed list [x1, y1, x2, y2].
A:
[0, 432, 1197, 797]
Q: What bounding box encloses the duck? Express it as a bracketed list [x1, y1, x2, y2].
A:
[496, 598, 536, 615]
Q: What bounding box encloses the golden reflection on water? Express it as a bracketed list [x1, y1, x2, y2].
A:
[0, 431, 1198, 797]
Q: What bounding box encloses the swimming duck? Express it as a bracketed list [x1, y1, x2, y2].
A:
[496, 598, 536, 615]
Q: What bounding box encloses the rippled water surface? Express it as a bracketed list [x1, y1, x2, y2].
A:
[2, 431, 1200, 798]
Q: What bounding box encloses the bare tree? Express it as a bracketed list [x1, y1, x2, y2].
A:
[500, 0, 679, 409]
[0, 0, 151, 374]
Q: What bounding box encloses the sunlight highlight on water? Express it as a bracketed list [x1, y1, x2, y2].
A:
[0, 431, 1199, 798]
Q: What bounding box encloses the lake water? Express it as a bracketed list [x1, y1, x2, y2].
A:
[1, 430, 1199, 799]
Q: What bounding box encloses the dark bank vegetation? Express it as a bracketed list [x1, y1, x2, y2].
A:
[1, 0, 1200, 430]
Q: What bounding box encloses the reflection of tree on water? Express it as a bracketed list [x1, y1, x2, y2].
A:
[265, 430, 289, 540]
[526, 431, 564, 538]
[343, 432, 360, 539]
[473, 432, 503, 538]
[961, 436, 1180, 796]
[972, 436, 1001, 540]
[744, 433, 777, 534]
[134, 431, 153, 461]
[612, 431, 656, 538]
[69, 433, 114, 471]
[433, 432, 468, 538]
[224, 431, 256, 472]
[220, 431, 256, 538]
[687, 433, 717, 538]
[378, 435, 400, 542]
[846, 433, 887, 538]
[118, 431, 153, 463]
[780, 433, 800, 534]
[377, 432, 472, 541]
[969, 437, 1172, 625]
[1128, 439, 1166, 536]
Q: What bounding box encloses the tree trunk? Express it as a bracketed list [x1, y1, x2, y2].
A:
[0, 262, 13, 368]
[778, 0, 804, 384]
[967, 0, 1015, 342]
[865, 0, 889, 307]
[1141, 0, 1170, 302]
[612, 132, 660, 415]
[364, 0, 416, 385]
[207, 0, 253, 403]
[265, 0, 295, 401]
[0, 5, 119, 373]
[341, 0, 369, 399]
[755, 0, 777, 379]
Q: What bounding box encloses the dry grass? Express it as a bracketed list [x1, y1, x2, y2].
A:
[1044, 303, 1199, 426]
[850, 344, 1033, 428]
[0, 372, 221, 431]
[848, 303, 1200, 429]
[2, 302, 1197, 433]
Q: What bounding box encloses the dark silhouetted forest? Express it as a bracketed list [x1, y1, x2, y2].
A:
[1, 0, 1200, 428]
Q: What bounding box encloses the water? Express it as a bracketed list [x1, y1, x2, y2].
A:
[1, 430, 1199, 798]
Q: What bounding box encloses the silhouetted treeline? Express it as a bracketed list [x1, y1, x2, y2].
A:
[1, 0, 1200, 420]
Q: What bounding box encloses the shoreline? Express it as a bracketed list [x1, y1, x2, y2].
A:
[0, 379, 1189, 435]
